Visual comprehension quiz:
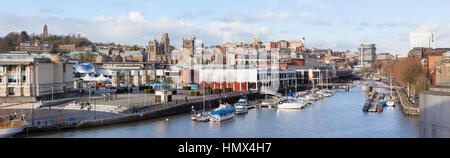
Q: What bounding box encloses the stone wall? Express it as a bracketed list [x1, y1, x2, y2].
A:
[22, 92, 263, 134]
[419, 90, 450, 138]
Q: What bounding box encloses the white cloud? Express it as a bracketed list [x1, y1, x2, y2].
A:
[410, 23, 450, 48]
[206, 21, 270, 43]
[296, 0, 331, 9]
[272, 0, 279, 6]
[226, 11, 330, 25]
[412, 23, 449, 40]
[0, 11, 272, 47]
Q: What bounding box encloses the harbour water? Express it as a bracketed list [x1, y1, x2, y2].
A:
[23, 85, 420, 138]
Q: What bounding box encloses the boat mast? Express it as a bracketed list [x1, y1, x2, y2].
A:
[390, 68, 393, 96]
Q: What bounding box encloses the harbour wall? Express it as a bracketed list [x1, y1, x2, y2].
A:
[22, 92, 263, 134]
[397, 89, 420, 116]
[419, 89, 450, 138]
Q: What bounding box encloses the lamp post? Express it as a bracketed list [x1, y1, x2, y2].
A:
[51, 86, 54, 102]
[94, 99, 96, 120]
[31, 102, 35, 126]
[128, 87, 131, 107]
[88, 85, 91, 102]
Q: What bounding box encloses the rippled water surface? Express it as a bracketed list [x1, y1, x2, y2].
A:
[28, 85, 420, 138]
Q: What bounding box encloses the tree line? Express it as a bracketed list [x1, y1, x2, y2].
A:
[0, 31, 92, 53]
[368, 58, 429, 97]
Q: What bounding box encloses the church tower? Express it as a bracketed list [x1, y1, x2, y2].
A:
[160, 33, 170, 54]
[43, 24, 48, 39]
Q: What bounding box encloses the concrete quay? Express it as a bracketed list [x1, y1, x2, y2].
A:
[12, 91, 263, 135]
[419, 86, 450, 138]
[381, 79, 419, 116]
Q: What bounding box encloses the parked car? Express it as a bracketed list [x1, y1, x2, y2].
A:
[105, 84, 113, 89]
[120, 83, 128, 88]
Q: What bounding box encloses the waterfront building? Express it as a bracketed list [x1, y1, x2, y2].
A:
[95, 62, 162, 87]
[435, 52, 450, 84]
[198, 65, 292, 92]
[359, 44, 376, 67]
[0, 53, 74, 101]
[16, 41, 53, 54]
[410, 32, 435, 50]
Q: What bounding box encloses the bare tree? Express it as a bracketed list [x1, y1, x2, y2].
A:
[393, 58, 427, 97]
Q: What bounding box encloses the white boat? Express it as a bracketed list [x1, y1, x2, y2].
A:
[277, 98, 305, 109]
[191, 112, 210, 122]
[386, 70, 395, 107]
[192, 95, 210, 122]
[386, 100, 395, 107]
[235, 108, 248, 114]
[296, 95, 315, 105]
[386, 96, 395, 107]
[234, 98, 249, 109]
[0, 115, 28, 138]
[209, 103, 235, 122]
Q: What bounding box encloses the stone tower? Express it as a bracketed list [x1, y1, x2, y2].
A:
[43, 24, 48, 39]
[160, 33, 170, 54]
[183, 37, 195, 56]
[148, 39, 160, 62]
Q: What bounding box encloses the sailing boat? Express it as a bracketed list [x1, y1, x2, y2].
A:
[0, 102, 29, 138]
[192, 64, 212, 122]
[192, 84, 210, 122]
[0, 113, 27, 138]
[386, 69, 395, 107]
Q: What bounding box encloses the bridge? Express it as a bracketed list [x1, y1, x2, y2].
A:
[260, 88, 283, 98]
[317, 83, 401, 90]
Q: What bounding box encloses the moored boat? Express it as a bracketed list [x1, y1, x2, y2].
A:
[191, 112, 210, 122]
[386, 96, 395, 107]
[362, 102, 371, 112]
[277, 97, 305, 109]
[209, 103, 235, 122]
[234, 98, 249, 109]
[0, 114, 28, 138]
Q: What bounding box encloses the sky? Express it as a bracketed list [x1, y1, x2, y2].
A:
[0, 0, 449, 54]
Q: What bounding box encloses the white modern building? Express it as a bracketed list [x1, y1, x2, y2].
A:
[410, 32, 435, 50]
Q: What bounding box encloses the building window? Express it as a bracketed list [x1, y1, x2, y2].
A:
[9, 88, 15, 95]
[8, 75, 16, 83]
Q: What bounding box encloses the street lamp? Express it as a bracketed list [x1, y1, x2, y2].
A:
[94, 99, 96, 120]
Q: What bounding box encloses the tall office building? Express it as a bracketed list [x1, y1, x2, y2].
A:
[410, 32, 435, 50]
[359, 44, 376, 67]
